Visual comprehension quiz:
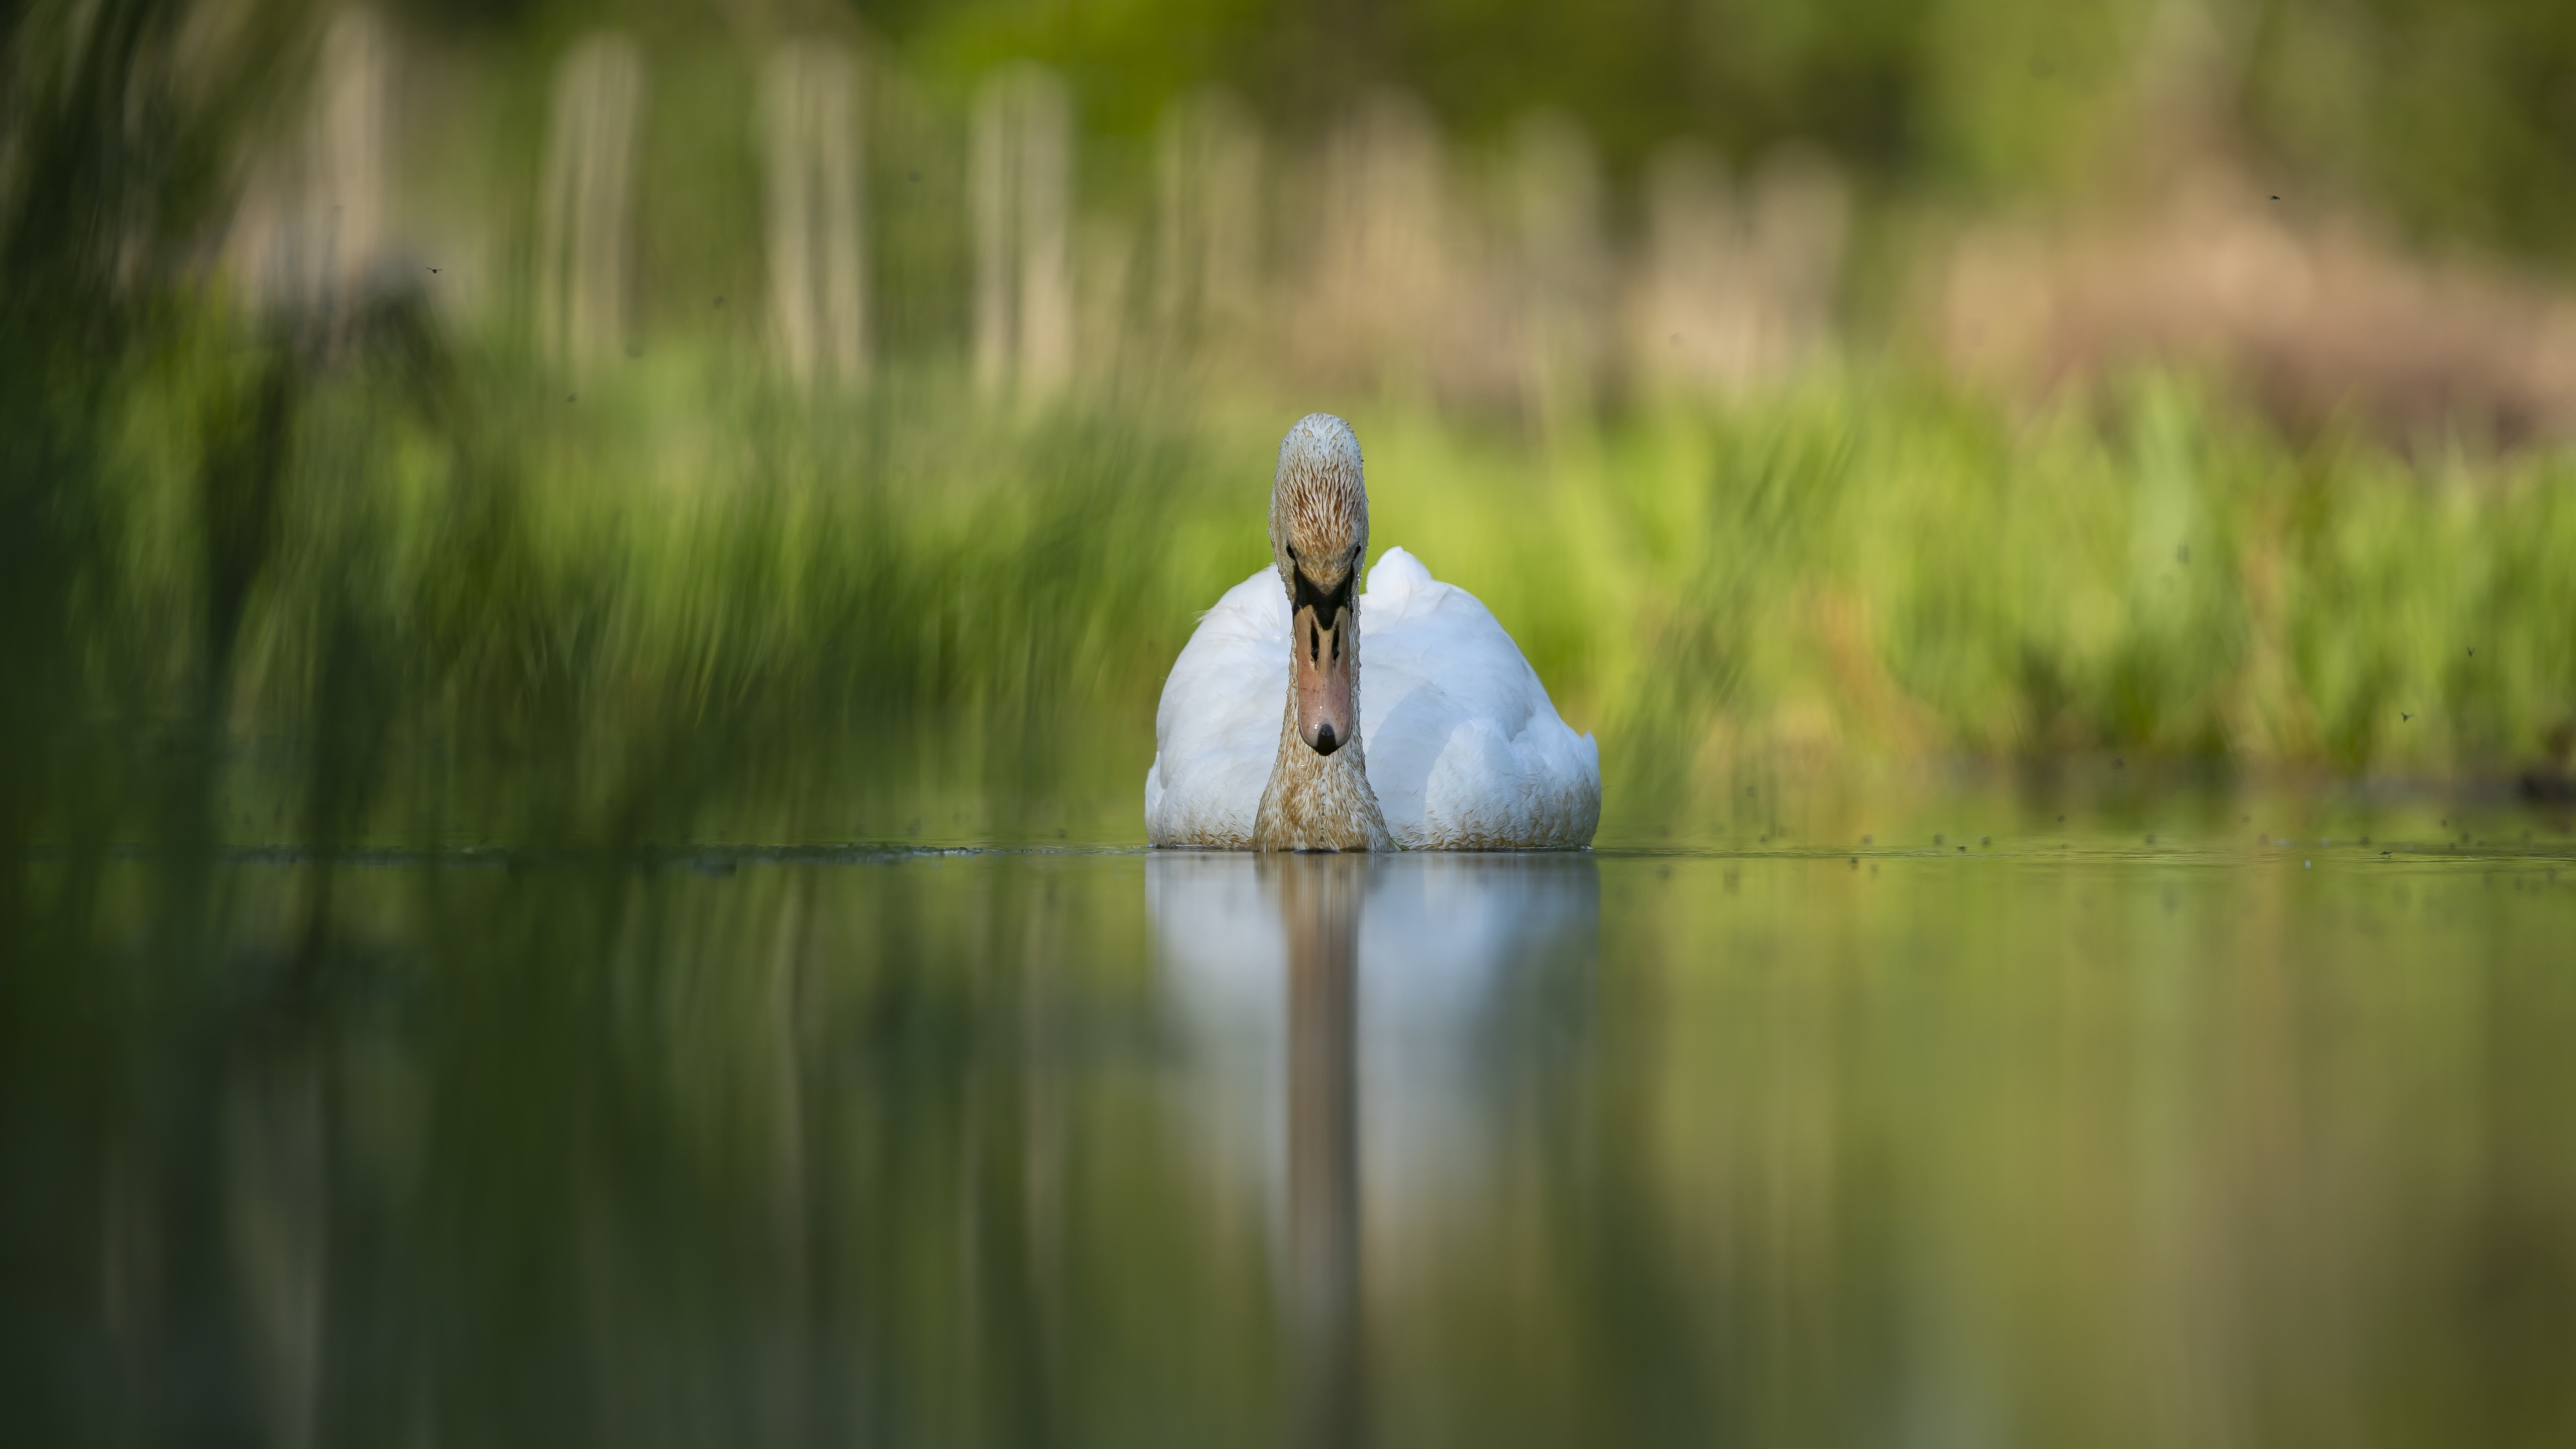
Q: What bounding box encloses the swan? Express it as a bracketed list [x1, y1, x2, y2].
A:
[1144, 413, 1601, 850]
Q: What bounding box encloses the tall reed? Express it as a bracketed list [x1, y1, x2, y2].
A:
[41, 304, 2576, 850]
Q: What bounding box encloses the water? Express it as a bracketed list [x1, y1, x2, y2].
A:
[9, 821, 2576, 1447]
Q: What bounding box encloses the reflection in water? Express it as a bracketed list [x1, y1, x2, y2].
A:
[224, 1055, 327, 1449]
[1152, 854, 1599, 1232]
[1279, 856, 1365, 1449]
[11, 846, 2576, 1446]
[1150, 852, 1601, 1447]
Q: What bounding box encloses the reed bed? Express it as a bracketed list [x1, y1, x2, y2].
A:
[24, 299, 2576, 852]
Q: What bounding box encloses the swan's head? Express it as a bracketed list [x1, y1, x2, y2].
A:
[1269, 413, 1368, 758]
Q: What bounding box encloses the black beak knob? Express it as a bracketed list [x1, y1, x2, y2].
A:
[1310, 723, 1340, 756]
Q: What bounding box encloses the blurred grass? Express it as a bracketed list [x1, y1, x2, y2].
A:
[74, 302, 1237, 849]
[7, 0, 2574, 860]
[30, 299, 2576, 854]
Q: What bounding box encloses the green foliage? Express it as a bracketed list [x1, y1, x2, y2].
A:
[7, 3, 2573, 859]
[33, 308, 2576, 851]
[860, 0, 2576, 261]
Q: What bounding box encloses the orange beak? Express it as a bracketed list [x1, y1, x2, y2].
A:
[1288, 556, 1359, 755]
[1292, 600, 1355, 755]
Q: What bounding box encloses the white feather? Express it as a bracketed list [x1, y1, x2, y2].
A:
[1145, 547, 1601, 849]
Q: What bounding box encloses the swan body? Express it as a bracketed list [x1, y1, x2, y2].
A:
[1146, 513, 1602, 849]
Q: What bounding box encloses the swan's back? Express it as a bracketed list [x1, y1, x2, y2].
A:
[1146, 549, 1600, 849]
[1355, 549, 1599, 848]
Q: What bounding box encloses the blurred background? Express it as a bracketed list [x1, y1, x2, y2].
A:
[12, 8, 2576, 1449]
[7, 0, 2576, 852]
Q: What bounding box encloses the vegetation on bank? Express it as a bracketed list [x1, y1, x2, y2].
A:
[8, 4, 2571, 858]
[25, 301, 2576, 851]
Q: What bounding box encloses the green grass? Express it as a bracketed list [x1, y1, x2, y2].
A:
[21, 301, 2576, 854]
[12, 4, 2574, 865]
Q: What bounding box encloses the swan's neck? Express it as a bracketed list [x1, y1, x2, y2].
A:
[1254, 626, 1392, 852]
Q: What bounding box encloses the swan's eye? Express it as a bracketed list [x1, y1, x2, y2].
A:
[1309, 619, 1320, 663]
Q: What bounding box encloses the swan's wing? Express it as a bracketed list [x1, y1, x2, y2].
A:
[1145, 568, 1288, 847]
[1359, 547, 1602, 848]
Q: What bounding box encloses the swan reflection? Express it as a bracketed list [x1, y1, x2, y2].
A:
[1148, 852, 1600, 1439]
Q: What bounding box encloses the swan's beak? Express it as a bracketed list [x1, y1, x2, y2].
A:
[1292, 601, 1355, 756]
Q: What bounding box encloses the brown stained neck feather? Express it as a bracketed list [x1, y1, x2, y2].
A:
[1253, 413, 1393, 852]
[1255, 670, 1393, 851]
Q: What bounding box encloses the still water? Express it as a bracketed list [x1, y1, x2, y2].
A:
[11, 819, 2576, 1447]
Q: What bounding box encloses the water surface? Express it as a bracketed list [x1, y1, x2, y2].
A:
[10, 814, 2576, 1447]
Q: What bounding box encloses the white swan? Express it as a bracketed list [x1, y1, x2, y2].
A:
[1144, 414, 1601, 850]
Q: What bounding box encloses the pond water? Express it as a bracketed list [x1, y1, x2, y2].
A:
[11, 807, 2576, 1446]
